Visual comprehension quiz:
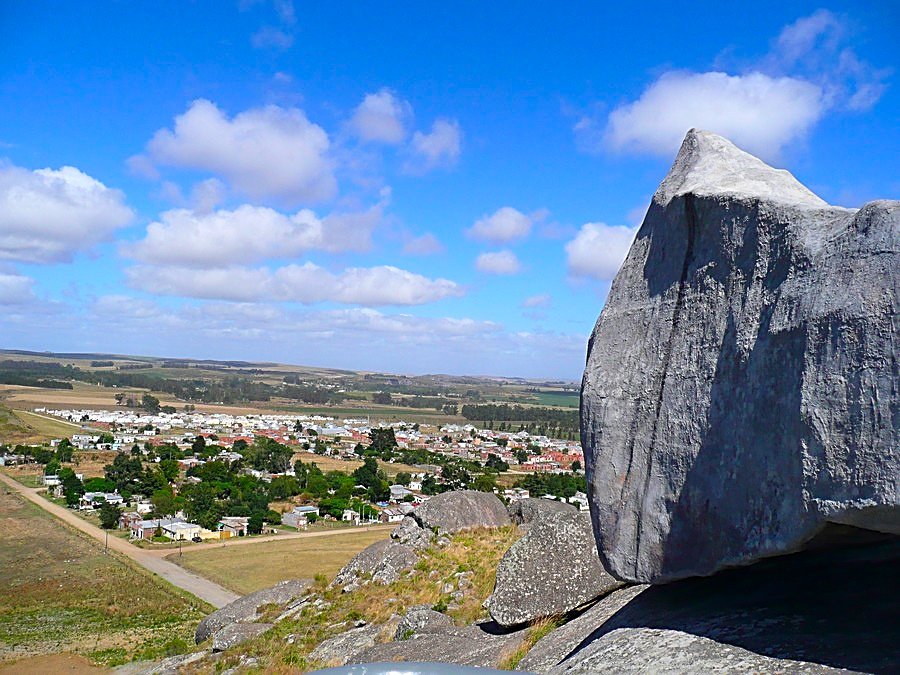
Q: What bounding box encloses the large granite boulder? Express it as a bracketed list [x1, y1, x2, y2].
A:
[518, 585, 647, 673]
[487, 510, 623, 626]
[195, 579, 309, 643]
[551, 536, 899, 673]
[409, 490, 511, 534]
[394, 604, 453, 639]
[507, 497, 575, 527]
[582, 129, 899, 583]
[332, 539, 417, 588]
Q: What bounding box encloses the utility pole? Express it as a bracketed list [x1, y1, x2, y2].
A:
[104, 529, 108, 554]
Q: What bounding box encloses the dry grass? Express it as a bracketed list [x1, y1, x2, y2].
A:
[213, 525, 522, 672]
[171, 528, 392, 595]
[498, 615, 562, 669]
[0, 488, 209, 667]
[291, 453, 421, 477]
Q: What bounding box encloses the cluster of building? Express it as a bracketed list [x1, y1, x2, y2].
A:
[38, 408, 584, 473]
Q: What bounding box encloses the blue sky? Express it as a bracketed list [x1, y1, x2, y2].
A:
[0, 1, 896, 379]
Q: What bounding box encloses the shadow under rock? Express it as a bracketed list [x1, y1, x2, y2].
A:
[567, 536, 900, 673]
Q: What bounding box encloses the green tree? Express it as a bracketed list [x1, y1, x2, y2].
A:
[191, 435, 206, 455]
[55, 438, 73, 462]
[571, 460, 582, 472]
[99, 502, 122, 529]
[151, 487, 177, 516]
[159, 458, 179, 482]
[395, 472, 411, 486]
[141, 393, 161, 413]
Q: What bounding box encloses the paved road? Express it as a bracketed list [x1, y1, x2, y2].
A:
[0, 471, 239, 608]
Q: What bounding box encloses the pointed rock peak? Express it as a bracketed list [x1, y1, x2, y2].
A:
[654, 129, 828, 209]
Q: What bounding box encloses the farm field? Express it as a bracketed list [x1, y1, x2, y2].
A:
[0, 487, 209, 668]
[171, 526, 392, 595]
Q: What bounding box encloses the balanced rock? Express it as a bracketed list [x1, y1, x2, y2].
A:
[487, 510, 623, 626]
[195, 579, 309, 643]
[507, 497, 576, 527]
[409, 489, 511, 534]
[582, 129, 899, 583]
[332, 539, 417, 588]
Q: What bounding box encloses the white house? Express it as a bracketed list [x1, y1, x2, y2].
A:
[163, 521, 202, 541]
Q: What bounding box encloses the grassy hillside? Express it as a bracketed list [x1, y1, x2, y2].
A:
[0, 488, 210, 667]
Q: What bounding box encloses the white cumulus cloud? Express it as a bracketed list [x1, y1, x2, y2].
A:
[126, 263, 464, 306]
[0, 271, 36, 304]
[138, 99, 336, 205]
[565, 222, 636, 281]
[402, 232, 444, 256]
[349, 89, 412, 144]
[126, 204, 380, 267]
[601, 71, 824, 160]
[475, 250, 521, 275]
[407, 118, 462, 172]
[0, 162, 133, 263]
[467, 207, 533, 244]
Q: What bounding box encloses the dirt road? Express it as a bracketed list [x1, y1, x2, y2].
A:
[0, 472, 238, 608]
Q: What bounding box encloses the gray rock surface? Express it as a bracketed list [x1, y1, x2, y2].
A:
[391, 514, 433, 550]
[487, 510, 623, 626]
[351, 621, 526, 669]
[394, 604, 453, 639]
[507, 497, 575, 527]
[553, 540, 899, 674]
[550, 628, 850, 674]
[211, 622, 273, 652]
[518, 585, 647, 673]
[310, 622, 396, 667]
[409, 490, 511, 534]
[581, 129, 899, 583]
[195, 579, 309, 643]
[332, 539, 418, 588]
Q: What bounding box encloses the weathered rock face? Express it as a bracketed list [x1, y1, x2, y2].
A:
[351, 621, 526, 669]
[410, 490, 511, 534]
[394, 604, 453, 640]
[546, 539, 899, 674]
[582, 129, 899, 583]
[487, 510, 623, 626]
[391, 514, 433, 550]
[195, 579, 309, 643]
[310, 621, 397, 667]
[331, 539, 417, 588]
[507, 497, 575, 527]
[517, 585, 648, 673]
[210, 622, 272, 652]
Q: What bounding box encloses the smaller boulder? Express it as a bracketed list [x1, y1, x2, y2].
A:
[410, 490, 510, 534]
[394, 605, 453, 640]
[487, 511, 622, 627]
[211, 623, 273, 652]
[332, 539, 417, 588]
[310, 619, 398, 666]
[195, 579, 309, 643]
[508, 498, 576, 527]
[391, 515, 433, 550]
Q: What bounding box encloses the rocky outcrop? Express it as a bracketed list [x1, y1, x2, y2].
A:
[211, 623, 272, 652]
[351, 621, 526, 668]
[582, 129, 899, 583]
[391, 514, 433, 550]
[507, 497, 575, 527]
[518, 585, 647, 673]
[550, 629, 850, 674]
[331, 539, 417, 588]
[195, 579, 309, 643]
[549, 538, 899, 673]
[487, 510, 623, 626]
[409, 489, 510, 534]
[310, 621, 398, 667]
[394, 604, 453, 639]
